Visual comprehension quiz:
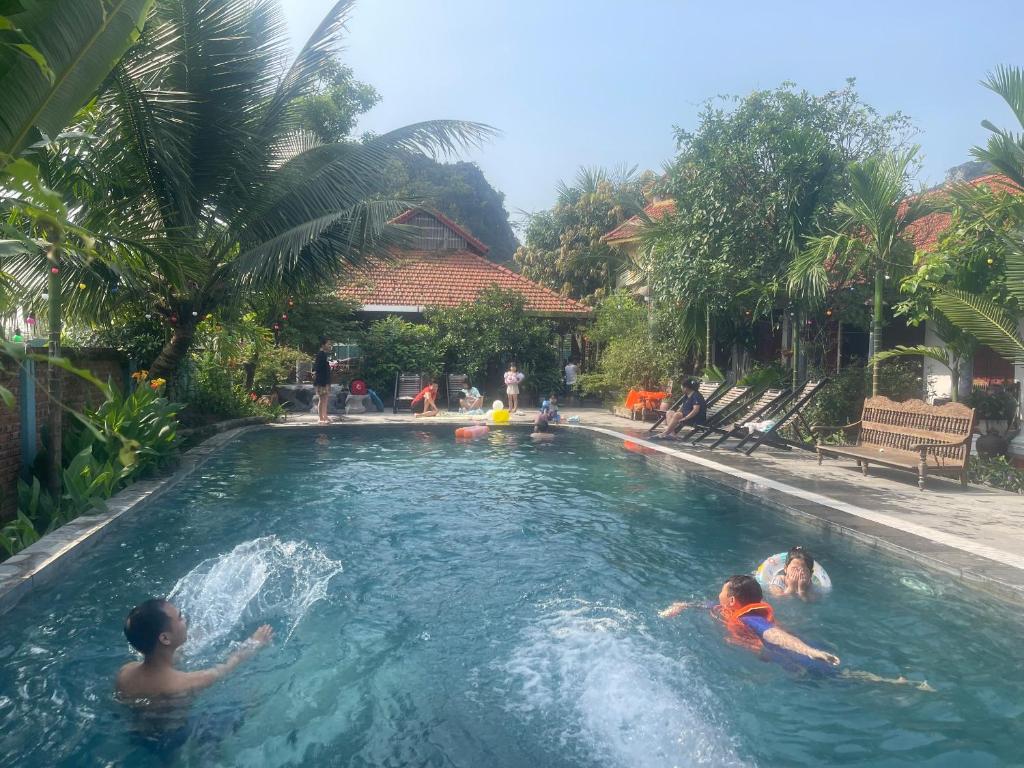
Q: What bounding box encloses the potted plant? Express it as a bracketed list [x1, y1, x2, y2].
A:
[965, 388, 1019, 458]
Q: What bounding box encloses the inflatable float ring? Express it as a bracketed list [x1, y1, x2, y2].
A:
[755, 551, 832, 592]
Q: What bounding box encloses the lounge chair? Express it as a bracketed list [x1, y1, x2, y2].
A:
[446, 373, 469, 410]
[649, 380, 728, 432]
[695, 388, 792, 448]
[659, 385, 754, 440]
[733, 378, 829, 455]
[393, 372, 424, 414]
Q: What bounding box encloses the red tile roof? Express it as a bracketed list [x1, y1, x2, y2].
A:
[905, 174, 1021, 251]
[601, 199, 677, 243]
[337, 250, 593, 317]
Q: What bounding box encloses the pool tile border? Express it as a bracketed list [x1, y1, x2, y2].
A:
[577, 425, 1024, 602]
[0, 424, 264, 617]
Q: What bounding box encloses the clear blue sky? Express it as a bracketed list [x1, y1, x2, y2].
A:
[283, 0, 1021, 228]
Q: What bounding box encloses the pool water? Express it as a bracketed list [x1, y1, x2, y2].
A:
[1, 426, 1023, 767]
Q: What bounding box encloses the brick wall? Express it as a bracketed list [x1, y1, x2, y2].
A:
[0, 349, 127, 519]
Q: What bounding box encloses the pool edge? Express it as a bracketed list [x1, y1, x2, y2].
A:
[573, 424, 1024, 603]
[0, 424, 265, 617]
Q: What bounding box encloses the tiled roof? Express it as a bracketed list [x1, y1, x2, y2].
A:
[601, 199, 677, 243]
[337, 250, 593, 317]
[905, 174, 1021, 251]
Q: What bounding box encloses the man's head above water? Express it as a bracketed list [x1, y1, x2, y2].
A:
[124, 599, 187, 657]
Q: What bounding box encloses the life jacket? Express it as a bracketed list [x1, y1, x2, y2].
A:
[713, 601, 775, 652]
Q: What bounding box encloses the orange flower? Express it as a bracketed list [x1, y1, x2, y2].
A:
[131, 370, 149, 382]
[149, 377, 166, 390]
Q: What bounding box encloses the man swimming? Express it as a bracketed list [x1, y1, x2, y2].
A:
[116, 598, 273, 699]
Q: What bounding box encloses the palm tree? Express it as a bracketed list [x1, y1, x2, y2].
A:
[2, 0, 492, 379]
[790, 149, 931, 396]
[927, 66, 1024, 361]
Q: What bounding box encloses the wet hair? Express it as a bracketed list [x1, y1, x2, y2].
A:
[319, 335, 330, 347]
[534, 418, 549, 432]
[724, 575, 763, 606]
[786, 546, 814, 572]
[124, 599, 172, 655]
[684, 378, 700, 391]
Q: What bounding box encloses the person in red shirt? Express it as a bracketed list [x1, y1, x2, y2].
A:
[412, 380, 439, 418]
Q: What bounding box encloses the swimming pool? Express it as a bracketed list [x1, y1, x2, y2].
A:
[1, 425, 1022, 767]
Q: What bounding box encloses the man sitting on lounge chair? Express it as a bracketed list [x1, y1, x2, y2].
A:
[654, 378, 706, 438]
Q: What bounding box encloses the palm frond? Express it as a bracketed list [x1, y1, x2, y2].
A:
[0, 0, 155, 161]
[869, 344, 950, 368]
[930, 285, 1024, 362]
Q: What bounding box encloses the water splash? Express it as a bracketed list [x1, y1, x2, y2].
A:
[167, 537, 343, 660]
[502, 599, 748, 768]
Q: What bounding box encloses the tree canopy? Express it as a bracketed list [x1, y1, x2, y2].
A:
[514, 166, 653, 302]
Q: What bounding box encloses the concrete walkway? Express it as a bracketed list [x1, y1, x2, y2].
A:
[281, 405, 1024, 599]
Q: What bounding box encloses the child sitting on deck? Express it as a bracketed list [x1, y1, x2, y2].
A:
[540, 393, 561, 423]
[660, 575, 932, 689]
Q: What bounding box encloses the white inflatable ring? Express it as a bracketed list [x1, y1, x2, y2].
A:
[755, 551, 832, 592]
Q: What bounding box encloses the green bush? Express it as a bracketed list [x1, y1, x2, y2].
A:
[801, 359, 923, 439]
[359, 316, 441, 395]
[964, 388, 1018, 422]
[254, 345, 302, 393]
[738, 362, 788, 389]
[427, 287, 560, 403]
[968, 455, 1024, 494]
[6, 375, 184, 561]
[580, 292, 672, 402]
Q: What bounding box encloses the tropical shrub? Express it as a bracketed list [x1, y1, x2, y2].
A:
[579, 292, 672, 402]
[253, 345, 303, 393]
[968, 455, 1024, 494]
[799, 359, 923, 441]
[359, 316, 441, 396]
[427, 287, 561, 402]
[738, 363, 788, 389]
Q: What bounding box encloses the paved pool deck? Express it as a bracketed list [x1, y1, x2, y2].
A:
[280, 406, 1024, 600]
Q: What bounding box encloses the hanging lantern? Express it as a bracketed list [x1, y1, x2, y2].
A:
[272, 323, 281, 331]
[78, 282, 87, 290]
[192, 310, 198, 317]
[145, 314, 152, 320]
[825, 308, 833, 317]
[281, 314, 288, 320]
[50, 266, 59, 274]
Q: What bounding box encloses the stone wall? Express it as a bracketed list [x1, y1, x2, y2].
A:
[0, 349, 127, 519]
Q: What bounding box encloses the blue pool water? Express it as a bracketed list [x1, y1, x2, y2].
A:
[1, 426, 1023, 767]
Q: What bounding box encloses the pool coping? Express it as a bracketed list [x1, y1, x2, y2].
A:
[2, 419, 1022, 617]
[573, 424, 1024, 602]
[0, 423, 266, 617]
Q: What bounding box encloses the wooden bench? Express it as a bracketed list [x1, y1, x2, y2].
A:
[813, 396, 976, 490]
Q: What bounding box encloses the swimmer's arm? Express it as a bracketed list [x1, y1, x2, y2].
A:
[762, 627, 839, 666]
[181, 625, 274, 692]
[659, 600, 714, 619]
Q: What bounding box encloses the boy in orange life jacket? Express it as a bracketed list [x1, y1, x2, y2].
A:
[660, 575, 933, 689]
[661, 574, 839, 667]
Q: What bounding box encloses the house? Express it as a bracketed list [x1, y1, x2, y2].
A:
[903, 174, 1021, 403]
[600, 198, 677, 295]
[335, 207, 593, 368]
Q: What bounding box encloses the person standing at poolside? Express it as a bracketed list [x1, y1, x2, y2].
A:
[564, 359, 579, 403]
[313, 336, 332, 424]
[505, 364, 525, 414]
[116, 599, 273, 699]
